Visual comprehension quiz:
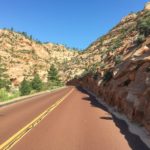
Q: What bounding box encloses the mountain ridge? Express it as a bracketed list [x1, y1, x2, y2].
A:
[0, 28, 79, 86]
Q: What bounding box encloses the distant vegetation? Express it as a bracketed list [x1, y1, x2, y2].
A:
[3, 27, 81, 51]
[3, 27, 43, 44]
[0, 57, 14, 101]
[0, 62, 64, 101]
[19, 64, 63, 97]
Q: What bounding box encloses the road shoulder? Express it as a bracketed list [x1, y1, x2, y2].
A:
[0, 86, 66, 107]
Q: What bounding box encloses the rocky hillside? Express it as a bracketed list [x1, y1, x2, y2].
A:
[0, 29, 79, 85]
[1, 4, 150, 133]
[68, 5, 150, 132]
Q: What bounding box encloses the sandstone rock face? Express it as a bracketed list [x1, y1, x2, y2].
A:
[145, 2, 150, 10]
[69, 57, 150, 131]
[1, 3, 150, 133]
[0, 29, 79, 84]
[68, 9, 150, 132]
[121, 14, 137, 23]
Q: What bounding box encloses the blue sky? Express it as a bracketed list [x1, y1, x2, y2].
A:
[0, 0, 149, 49]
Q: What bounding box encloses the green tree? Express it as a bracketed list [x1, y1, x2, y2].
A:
[48, 64, 59, 81]
[19, 78, 31, 96]
[31, 74, 43, 91]
[47, 64, 61, 86]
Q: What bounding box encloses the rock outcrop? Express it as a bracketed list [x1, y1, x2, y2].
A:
[68, 8, 150, 132]
[145, 2, 150, 10]
[1, 3, 150, 133]
[0, 29, 79, 84]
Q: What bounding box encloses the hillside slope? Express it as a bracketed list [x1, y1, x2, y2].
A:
[1, 4, 150, 132]
[68, 7, 150, 132]
[0, 29, 79, 85]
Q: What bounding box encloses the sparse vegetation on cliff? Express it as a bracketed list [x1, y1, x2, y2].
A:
[103, 71, 113, 82]
[137, 11, 150, 37]
[0, 58, 12, 101]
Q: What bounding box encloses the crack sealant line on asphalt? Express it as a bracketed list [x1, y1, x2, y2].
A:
[0, 88, 74, 150]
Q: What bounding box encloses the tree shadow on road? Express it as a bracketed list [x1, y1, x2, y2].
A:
[77, 87, 149, 150]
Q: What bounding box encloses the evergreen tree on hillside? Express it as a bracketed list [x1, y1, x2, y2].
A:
[19, 78, 31, 96]
[47, 64, 61, 86]
[31, 74, 43, 91]
[48, 64, 59, 81]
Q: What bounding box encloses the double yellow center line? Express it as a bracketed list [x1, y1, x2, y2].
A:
[0, 88, 74, 150]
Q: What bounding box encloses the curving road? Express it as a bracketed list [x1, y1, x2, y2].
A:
[0, 86, 149, 150]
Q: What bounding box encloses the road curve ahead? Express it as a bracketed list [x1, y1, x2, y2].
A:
[0, 87, 149, 150]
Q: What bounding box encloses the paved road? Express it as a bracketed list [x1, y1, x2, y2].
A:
[0, 87, 149, 150]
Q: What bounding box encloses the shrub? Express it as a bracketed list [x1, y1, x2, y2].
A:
[103, 71, 113, 82]
[0, 79, 10, 90]
[0, 88, 20, 101]
[0, 88, 8, 101]
[137, 17, 150, 37]
[115, 55, 122, 65]
[81, 68, 91, 78]
[107, 37, 123, 52]
[120, 28, 126, 34]
[112, 38, 122, 49]
[93, 72, 99, 80]
[136, 34, 146, 45]
[100, 63, 105, 69]
[19, 79, 32, 96]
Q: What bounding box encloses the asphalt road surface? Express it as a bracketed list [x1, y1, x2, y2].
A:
[0, 86, 149, 150]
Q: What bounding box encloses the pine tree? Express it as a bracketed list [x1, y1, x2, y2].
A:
[47, 64, 61, 86]
[31, 74, 43, 91]
[47, 64, 59, 81]
[19, 79, 31, 96]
